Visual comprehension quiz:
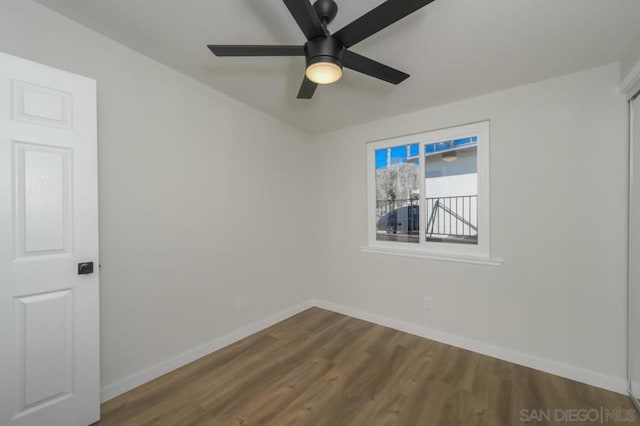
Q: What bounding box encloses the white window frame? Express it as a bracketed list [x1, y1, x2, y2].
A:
[364, 121, 501, 266]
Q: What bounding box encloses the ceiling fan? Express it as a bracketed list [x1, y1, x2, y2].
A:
[208, 0, 436, 99]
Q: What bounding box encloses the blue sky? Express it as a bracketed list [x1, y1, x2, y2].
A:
[375, 143, 418, 169]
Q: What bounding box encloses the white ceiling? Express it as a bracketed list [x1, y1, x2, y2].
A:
[34, 0, 640, 133]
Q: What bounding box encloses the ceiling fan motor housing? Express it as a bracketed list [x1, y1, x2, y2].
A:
[305, 37, 344, 68]
[313, 0, 338, 24]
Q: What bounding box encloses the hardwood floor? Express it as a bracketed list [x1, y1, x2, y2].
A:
[95, 308, 638, 425]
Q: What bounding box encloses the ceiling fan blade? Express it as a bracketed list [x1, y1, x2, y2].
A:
[333, 0, 436, 48]
[208, 45, 305, 56]
[297, 75, 318, 99]
[342, 50, 409, 84]
[282, 0, 329, 40]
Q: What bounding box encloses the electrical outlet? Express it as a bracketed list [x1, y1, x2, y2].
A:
[423, 296, 433, 311]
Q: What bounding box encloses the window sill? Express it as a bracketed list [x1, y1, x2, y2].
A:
[360, 245, 503, 266]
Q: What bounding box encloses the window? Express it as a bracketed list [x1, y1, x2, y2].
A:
[366, 121, 495, 263]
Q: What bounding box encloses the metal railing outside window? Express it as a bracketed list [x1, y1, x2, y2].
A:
[376, 195, 478, 244]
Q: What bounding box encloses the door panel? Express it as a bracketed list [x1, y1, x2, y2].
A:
[0, 52, 99, 426]
[15, 289, 74, 413]
[11, 79, 73, 129]
[15, 143, 72, 256]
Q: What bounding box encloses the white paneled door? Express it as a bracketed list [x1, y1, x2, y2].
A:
[0, 52, 100, 426]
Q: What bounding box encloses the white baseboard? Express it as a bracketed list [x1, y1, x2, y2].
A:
[101, 298, 628, 403]
[311, 299, 628, 395]
[100, 300, 314, 402]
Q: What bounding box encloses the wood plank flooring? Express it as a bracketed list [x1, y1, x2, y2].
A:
[95, 308, 638, 426]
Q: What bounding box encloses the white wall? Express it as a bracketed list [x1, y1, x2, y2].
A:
[621, 31, 640, 83]
[310, 63, 628, 386]
[425, 174, 477, 198]
[425, 148, 478, 197]
[0, 0, 312, 394]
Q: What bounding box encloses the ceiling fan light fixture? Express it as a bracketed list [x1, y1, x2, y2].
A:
[305, 38, 344, 85]
[306, 61, 343, 84]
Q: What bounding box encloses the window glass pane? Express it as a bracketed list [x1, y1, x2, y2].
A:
[424, 138, 478, 245]
[375, 143, 420, 243]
